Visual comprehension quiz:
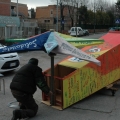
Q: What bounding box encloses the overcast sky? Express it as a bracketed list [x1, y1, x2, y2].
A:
[11, 0, 54, 9]
[11, 0, 117, 9]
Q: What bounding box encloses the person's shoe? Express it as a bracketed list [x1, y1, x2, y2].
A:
[11, 110, 21, 120]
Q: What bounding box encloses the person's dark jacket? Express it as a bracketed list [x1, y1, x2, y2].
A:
[10, 63, 50, 94]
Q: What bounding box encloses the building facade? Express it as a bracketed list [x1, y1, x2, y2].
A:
[0, 1, 38, 40]
[36, 5, 72, 32]
[11, 2, 28, 18]
[0, 0, 28, 18]
[0, 0, 11, 16]
[36, 5, 58, 24]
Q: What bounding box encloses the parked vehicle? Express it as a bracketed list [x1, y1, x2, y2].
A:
[83, 29, 89, 36]
[109, 27, 120, 31]
[68, 27, 84, 36]
[0, 44, 20, 73]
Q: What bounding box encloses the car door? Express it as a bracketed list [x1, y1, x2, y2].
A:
[70, 27, 75, 36]
[78, 28, 84, 36]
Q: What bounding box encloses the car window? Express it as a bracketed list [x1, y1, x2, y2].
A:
[0, 44, 4, 47]
[71, 28, 74, 31]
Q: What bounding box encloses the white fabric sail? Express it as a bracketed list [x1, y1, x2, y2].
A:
[51, 32, 101, 66]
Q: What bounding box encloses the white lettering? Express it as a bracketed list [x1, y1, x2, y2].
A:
[2, 39, 37, 52]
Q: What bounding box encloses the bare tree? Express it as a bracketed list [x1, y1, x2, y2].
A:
[51, 0, 90, 27]
[78, 0, 89, 6]
[50, 0, 117, 31]
[89, 0, 113, 12]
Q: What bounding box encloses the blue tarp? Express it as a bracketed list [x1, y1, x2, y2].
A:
[0, 31, 51, 54]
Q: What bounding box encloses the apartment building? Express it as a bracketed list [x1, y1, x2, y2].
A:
[36, 5, 58, 24]
[0, 0, 28, 18]
[36, 5, 71, 31]
[0, 1, 39, 40]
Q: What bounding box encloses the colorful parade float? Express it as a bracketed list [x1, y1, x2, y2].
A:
[42, 31, 120, 110]
[0, 28, 120, 110]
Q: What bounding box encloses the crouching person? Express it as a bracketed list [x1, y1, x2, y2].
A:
[10, 58, 52, 120]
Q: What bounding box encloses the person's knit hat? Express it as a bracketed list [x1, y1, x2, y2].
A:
[28, 58, 38, 65]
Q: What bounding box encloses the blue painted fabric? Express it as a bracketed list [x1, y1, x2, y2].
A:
[0, 31, 51, 54]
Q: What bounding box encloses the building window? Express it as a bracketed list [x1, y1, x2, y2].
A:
[44, 20, 50, 23]
[51, 11, 53, 14]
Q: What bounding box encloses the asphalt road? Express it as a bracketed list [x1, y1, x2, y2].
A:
[1, 32, 120, 120]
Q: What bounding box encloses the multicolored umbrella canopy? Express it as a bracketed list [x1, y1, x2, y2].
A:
[1, 31, 101, 66]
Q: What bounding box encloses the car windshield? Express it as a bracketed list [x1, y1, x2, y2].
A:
[0, 44, 5, 47]
[109, 27, 120, 31]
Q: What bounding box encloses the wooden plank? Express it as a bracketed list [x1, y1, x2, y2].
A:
[106, 84, 113, 89]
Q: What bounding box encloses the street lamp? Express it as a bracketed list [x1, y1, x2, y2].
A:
[56, 0, 58, 32]
[93, 0, 96, 34]
[17, 0, 18, 17]
[75, 3, 78, 37]
[16, 0, 19, 36]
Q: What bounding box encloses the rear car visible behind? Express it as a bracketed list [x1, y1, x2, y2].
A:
[0, 44, 20, 73]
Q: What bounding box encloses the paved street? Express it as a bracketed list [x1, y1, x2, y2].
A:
[1, 32, 120, 120]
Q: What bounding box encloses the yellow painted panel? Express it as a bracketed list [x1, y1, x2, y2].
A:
[63, 67, 120, 109]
